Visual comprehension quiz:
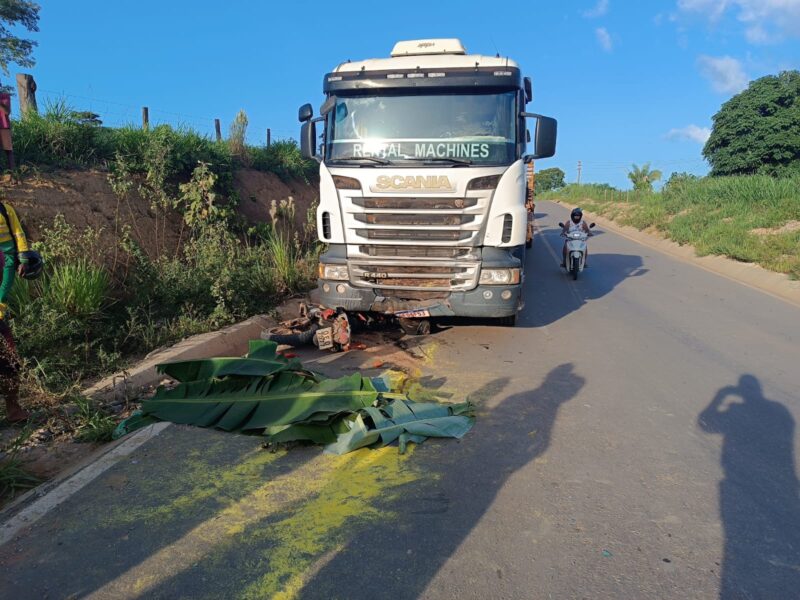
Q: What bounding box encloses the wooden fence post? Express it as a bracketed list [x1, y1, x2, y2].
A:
[15, 74, 38, 115]
[214, 118, 222, 142]
[267, 128, 271, 147]
[142, 107, 149, 130]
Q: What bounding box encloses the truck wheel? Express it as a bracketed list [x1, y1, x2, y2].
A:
[398, 318, 431, 336]
[497, 315, 516, 327]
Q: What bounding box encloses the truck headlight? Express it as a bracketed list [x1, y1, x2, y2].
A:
[318, 264, 349, 281]
[467, 175, 501, 191]
[479, 268, 520, 285]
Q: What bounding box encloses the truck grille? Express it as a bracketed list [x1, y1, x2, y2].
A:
[345, 195, 485, 246]
[358, 245, 477, 260]
[355, 229, 472, 242]
[349, 260, 479, 291]
[353, 197, 478, 210]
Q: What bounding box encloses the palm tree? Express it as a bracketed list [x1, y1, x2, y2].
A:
[628, 163, 663, 192]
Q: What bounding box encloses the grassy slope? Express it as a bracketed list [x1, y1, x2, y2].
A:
[542, 177, 800, 279]
[1, 106, 321, 398]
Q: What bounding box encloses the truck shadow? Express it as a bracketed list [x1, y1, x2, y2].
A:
[519, 227, 648, 327]
[698, 375, 800, 599]
[298, 363, 585, 599]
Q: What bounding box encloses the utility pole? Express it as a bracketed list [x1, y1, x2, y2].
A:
[577, 160, 582, 185]
[142, 107, 149, 130]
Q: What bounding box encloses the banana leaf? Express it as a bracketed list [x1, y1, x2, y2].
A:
[141, 371, 381, 432]
[117, 339, 477, 455]
[321, 399, 475, 455]
[157, 340, 311, 383]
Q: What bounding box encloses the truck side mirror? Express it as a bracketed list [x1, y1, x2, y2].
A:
[532, 116, 557, 159]
[298, 103, 313, 123]
[520, 113, 558, 161]
[300, 120, 317, 160]
[524, 77, 533, 104]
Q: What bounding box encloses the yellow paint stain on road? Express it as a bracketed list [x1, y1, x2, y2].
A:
[241, 447, 418, 600]
[99, 444, 286, 529]
[87, 447, 419, 600]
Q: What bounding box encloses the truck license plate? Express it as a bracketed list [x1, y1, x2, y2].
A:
[394, 309, 430, 318]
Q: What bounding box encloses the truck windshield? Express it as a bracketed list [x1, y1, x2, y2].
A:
[325, 91, 517, 165]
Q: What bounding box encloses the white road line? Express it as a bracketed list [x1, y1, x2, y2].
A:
[0, 422, 171, 547]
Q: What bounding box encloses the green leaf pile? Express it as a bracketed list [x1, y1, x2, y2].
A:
[115, 340, 474, 454]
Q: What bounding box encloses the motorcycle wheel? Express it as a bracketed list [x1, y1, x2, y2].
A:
[571, 256, 579, 280]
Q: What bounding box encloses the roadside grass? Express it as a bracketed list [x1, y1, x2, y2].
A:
[11, 99, 316, 182]
[9, 218, 321, 394]
[72, 396, 117, 443]
[542, 175, 800, 279]
[0, 427, 41, 501]
[3, 100, 322, 402]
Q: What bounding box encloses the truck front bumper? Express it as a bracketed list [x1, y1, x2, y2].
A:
[310, 281, 521, 319]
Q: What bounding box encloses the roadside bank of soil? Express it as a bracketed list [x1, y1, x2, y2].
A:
[0, 168, 318, 258]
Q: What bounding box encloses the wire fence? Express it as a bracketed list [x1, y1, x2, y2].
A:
[30, 86, 297, 145]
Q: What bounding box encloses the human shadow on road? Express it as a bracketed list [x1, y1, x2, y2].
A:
[299, 363, 585, 599]
[698, 375, 800, 599]
[520, 226, 648, 328]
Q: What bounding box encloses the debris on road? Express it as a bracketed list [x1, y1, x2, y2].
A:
[262, 303, 404, 353]
[114, 340, 474, 454]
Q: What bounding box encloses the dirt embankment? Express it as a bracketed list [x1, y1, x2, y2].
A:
[0, 169, 319, 255]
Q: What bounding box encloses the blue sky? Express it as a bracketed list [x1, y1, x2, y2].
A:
[11, 0, 800, 188]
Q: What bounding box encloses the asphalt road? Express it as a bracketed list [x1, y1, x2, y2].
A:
[2, 200, 798, 599]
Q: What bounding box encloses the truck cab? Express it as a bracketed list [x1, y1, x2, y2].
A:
[298, 39, 557, 327]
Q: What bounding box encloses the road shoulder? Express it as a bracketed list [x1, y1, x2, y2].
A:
[552, 201, 800, 309]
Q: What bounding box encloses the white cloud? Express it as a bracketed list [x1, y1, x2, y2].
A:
[582, 0, 609, 18]
[596, 27, 613, 52]
[697, 54, 749, 93]
[666, 125, 712, 144]
[677, 0, 800, 43]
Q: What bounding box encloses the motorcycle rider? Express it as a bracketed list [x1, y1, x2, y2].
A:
[561, 207, 592, 268]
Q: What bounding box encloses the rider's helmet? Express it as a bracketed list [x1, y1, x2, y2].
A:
[570, 208, 583, 223]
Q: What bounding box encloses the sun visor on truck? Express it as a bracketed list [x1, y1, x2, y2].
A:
[323, 67, 522, 93]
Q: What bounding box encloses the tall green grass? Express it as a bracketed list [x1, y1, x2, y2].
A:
[542, 176, 800, 279]
[9, 218, 321, 393]
[11, 100, 315, 182]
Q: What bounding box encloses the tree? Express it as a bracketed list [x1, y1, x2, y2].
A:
[535, 167, 565, 193]
[703, 71, 800, 177]
[0, 1, 40, 76]
[627, 163, 662, 192]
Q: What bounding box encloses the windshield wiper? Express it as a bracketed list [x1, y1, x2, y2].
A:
[402, 157, 473, 165]
[327, 156, 390, 165]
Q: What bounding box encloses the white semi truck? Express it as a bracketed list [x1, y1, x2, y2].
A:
[298, 39, 557, 330]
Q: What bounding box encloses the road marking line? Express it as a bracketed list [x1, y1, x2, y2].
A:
[0, 422, 171, 547]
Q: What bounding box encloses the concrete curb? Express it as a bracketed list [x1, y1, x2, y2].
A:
[85, 314, 276, 402]
[553, 201, 800, 309]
